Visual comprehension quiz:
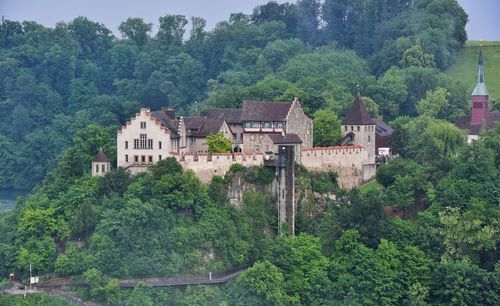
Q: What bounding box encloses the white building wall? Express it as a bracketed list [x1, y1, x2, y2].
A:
[117, 108, 173, 174]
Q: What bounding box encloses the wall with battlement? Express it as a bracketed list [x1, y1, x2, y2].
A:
[300, 146, 369, 189]
[163, 145, 374, 188]
[172, 152, 265, 183]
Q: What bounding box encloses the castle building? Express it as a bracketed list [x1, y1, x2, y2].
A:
[456, 49, 500, 142]
[117, 98, 312, 174]
[92, 148, 111, 177]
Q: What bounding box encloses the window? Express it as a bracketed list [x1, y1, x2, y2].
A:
[158, 155, 162, 161]
[159, 141, 162, 149]
[351, 126, 353, 131]
[125, 141, 128, 149]
[95, 164, 99, 173]
[265, 145, 269, 151]
[250, 135, 255, 141]
[344, 126, 347, 131]
[473, 102, 483, 109]
[251, 122, 259, 128]
[357, 126, 360, 131]
[134, 155, 139, 163]
[148, 156, 153, 163]
[125, 155, 129, 162]
[134, 134, 153, 149]
[101, 164, 105, 172]
[368, 135, 371, 142]
[141, 155, 146, 163]
[254, 145, 260, 151]
[277, 122, 284, 129]
[140, 121, 146, 129]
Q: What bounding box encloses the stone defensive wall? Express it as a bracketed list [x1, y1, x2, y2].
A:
[300, 145, 369, 189]
[171, 152, 265, 183]
[170, 145, 371, 189]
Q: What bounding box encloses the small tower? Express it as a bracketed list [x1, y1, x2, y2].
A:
[471, 49, 489, 125]
[341, 93, 376, 161]
[92, 148, 111, 177]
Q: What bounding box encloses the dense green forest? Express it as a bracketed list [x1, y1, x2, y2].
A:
[0, 0, 469, 189]
[1, 0, 499, 305]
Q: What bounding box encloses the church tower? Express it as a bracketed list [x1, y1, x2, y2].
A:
[341, 93, 376, 161]
[471, 49, 489, 125]
[92, 148, 111, 177]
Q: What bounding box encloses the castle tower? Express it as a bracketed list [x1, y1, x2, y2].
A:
[92, 148, 111, 177]
[470, 49, 489, 125]
[341, 93, 376, 161]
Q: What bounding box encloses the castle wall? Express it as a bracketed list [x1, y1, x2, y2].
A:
[164, 145, 373, 189]
[172, 152, 265, 183]
[300, 146, 369, 189]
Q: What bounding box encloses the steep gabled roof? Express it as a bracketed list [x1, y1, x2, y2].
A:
[267, 133, 303, 144]
[184, 117, 228, 137]
[241, 101, 292, 121]
[200, 109, 242, 124]
[93, 149, 109, 162]
[342, 94, 374, 125]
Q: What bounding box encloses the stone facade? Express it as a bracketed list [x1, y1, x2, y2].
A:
[286, 98, 313, 148]
[116, 96, 379, 187]
[117, 108, 175, 171]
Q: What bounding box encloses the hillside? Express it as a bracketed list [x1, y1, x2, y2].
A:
[446, 41, 500, 106]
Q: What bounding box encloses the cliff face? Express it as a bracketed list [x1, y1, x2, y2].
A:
[225, 166, 336, 233]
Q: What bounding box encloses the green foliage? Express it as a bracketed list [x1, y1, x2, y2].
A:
[227, 260, 296, 306]
[400, 43, 436, 68]
[246, 166, 275, 185]
[206, 133, 233, 153]
[312, 109, 341, 147]
[149, 157, 183, 179]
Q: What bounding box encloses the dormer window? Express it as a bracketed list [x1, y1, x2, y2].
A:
[140, 121, 146, 129]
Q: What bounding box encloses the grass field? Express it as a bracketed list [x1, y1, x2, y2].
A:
[359, 180, 381, 193]
[446, 41, 500, 105]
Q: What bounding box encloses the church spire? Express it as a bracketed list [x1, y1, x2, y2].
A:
[472, 48, 488, 96]
[477, 49, 484, 84]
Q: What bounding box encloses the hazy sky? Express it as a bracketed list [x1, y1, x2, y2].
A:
[1, 0, 499, 41]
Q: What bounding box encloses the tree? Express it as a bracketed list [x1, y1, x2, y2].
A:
[126, 281, 154, 306]
[119, 17, 152, 46]
[400, 43, 436, 68]
[313, 109, 341, 147]
[156, 15, 188, 48]
[227, 260, 294, 306]
[71, 199, 96, 240]
[206, 133, 232, 153]
[416, 87, 449, 118]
